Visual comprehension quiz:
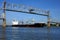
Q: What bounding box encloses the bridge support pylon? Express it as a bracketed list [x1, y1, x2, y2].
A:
[3, 18, 6, 28]
[47, 11, 50, 28]
[2, 0, 6, 28]
[2, 0, 6, 40]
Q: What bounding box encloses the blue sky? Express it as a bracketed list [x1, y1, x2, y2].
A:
[0, 0, 60, 25]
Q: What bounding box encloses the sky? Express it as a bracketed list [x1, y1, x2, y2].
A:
[0, 0, 60, 25]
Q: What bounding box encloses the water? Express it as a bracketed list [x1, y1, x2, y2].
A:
[0, 26, 60, 40]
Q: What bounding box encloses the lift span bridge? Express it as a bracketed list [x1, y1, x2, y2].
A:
[0, 0, 50, 28]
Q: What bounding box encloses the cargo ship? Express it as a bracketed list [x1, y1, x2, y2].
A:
[12, 20, 46, 27]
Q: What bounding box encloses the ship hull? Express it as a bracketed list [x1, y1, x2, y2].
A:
[12, 23, 46, 27]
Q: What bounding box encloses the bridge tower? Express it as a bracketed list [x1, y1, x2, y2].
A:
[47, 11, 50, 28]
[3, 0, 6, 28]
[2, 0, 6, 40]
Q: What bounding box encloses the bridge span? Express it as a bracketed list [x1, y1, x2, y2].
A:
[0, 0, 50, 28]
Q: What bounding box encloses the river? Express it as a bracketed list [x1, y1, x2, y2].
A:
[0, 26, 60, 40]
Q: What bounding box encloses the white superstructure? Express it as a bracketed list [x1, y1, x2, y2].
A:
[12, 20, 19, 25]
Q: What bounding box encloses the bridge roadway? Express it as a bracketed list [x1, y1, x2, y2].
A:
[51, 21, 60, 24]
